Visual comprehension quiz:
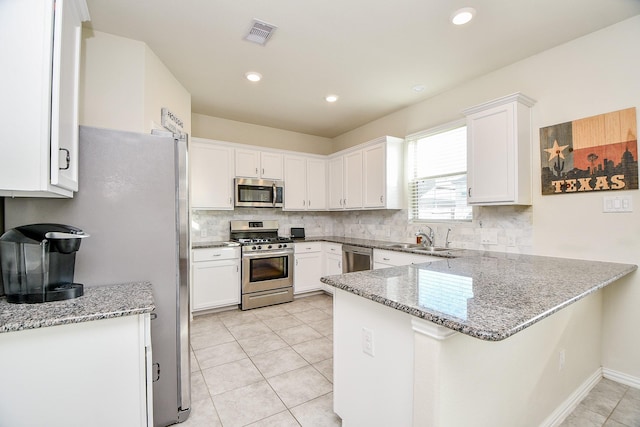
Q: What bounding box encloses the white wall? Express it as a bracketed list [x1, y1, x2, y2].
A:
[192, 113, 333, 155]
[79, 30, 191, 135]
[79, 30, 145, 133]
[330, 15, 640, 383]
[144, 44, 192, 134]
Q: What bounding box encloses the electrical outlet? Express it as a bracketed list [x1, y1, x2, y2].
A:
[200, 229, 208, 238]
[559, 349, 565, 371]
[480, 229, 498, 245]
[362, 327, 375, 357]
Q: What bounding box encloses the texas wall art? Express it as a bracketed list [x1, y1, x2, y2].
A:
[540, 107, 638, 195]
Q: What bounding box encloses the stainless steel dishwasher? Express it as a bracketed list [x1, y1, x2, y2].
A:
[342, 245, 373, 273]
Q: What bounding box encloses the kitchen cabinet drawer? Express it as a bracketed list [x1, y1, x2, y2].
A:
[193, 247, 240, 262]
[294, 242, 323, 254]
[323, 242, 342, 255]
[373, 249, 440, 268]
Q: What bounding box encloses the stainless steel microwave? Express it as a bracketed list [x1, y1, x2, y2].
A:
[234, 178, 284, 208]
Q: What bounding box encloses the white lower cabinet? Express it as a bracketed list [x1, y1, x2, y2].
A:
[192, 247, 241, 311]
[0, 314, 152, 427]
[373, 249, 441, 269]
[294, 242, 323, 294]
[322, 242, 343, 295]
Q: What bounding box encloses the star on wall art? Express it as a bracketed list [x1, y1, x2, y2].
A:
[540, 107, 638, 195]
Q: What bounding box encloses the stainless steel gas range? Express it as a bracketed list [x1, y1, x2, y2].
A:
[229, 220, 294, 310]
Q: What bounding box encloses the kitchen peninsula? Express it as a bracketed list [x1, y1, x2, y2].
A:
[321, 252, 636, 427]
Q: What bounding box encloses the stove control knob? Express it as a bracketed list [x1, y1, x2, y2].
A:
[278, 244, 283, 248]
[268, 245, 272, 249]
[282, 244, 287, 248]
[252, 246, 257, 250]
[257, 245, 262, 250]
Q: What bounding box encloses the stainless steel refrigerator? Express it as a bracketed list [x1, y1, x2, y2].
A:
[4, 126, 191, 426]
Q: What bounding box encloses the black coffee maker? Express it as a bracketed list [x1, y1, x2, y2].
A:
[0, 224, 89, 303]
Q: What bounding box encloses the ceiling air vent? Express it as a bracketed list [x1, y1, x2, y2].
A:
[244, 19, 277, 46]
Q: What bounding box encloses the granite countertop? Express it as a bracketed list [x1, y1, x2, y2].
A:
[0, 282, 155, 333]
[293, 236, 462, 258]
[321, 252, 637, 341]
[192, 241, 240, 249]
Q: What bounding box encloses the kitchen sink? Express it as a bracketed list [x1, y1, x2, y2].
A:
[384, 242, 458, 255]
[384, 243, 425, 249]
[412, 246, 453, 253]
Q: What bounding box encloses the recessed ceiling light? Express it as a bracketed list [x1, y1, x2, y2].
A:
[325, 94, 339, 103]
[451, 7, 476, 25]
[412, 84, 426, 93]
[245, 71, 262, 82]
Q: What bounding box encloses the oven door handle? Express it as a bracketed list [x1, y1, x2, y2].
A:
[242, 249, 293, 259]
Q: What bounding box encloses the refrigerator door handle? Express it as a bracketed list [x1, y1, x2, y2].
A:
[152, 363, 160, 382]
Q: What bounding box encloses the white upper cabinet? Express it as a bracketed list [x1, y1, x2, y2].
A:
[362, 137, 404, 209]
[344, 151, 363, 209]
[191, 139, 234, 210]
[235, 149, 283, 180]
[464, 93, 536, 205]
[283, 155, 327, 211]
[307, 158, 327, 210]
[330, 136, 404, 211]
[0, 0, 89, 197]
[328, 157, 345, 209]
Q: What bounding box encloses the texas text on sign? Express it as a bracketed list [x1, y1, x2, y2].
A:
[540, 107, 638, 195]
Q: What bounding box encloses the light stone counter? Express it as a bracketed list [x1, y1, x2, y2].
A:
[0, 282, 155, 333]
[321, 252, 636, 341]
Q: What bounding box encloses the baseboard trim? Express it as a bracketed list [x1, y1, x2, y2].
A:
[602, 367, 640, 389]
[539, 368, 602, 427]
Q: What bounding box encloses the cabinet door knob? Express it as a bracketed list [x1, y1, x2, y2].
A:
[256, 167, 259, 175]
[383, 257, 390, 261]
[308, 200, 311, 207]
[468, 188, 472, 197]
[59, 148, 70, 170]
[380, 195, 383, 203]
[303, 200, 305, 206]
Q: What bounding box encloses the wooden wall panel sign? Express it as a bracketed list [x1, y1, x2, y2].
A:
[540, 107, 638, 195]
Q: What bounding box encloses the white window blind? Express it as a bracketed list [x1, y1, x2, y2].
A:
[407, 123, 472, 221]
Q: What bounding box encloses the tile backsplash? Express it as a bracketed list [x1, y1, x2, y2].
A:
[192, 206, 532, 254]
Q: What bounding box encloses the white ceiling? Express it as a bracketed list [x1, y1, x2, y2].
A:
[84, 0, 640, 138]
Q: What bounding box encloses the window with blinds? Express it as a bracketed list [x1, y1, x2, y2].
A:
[407, 122, 472, 221]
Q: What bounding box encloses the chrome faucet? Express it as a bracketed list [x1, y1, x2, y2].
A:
[415, 226, 435, 247]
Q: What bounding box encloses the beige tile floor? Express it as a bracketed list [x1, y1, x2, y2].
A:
[182, 293, 341, 427]
[182, 292, 639, 427]
[559, 378, 640, 427]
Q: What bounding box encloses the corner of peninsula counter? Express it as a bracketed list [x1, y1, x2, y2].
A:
[321, 251, 636, 427]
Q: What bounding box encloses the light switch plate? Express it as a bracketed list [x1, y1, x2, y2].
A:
[603, 195, 633, 213]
